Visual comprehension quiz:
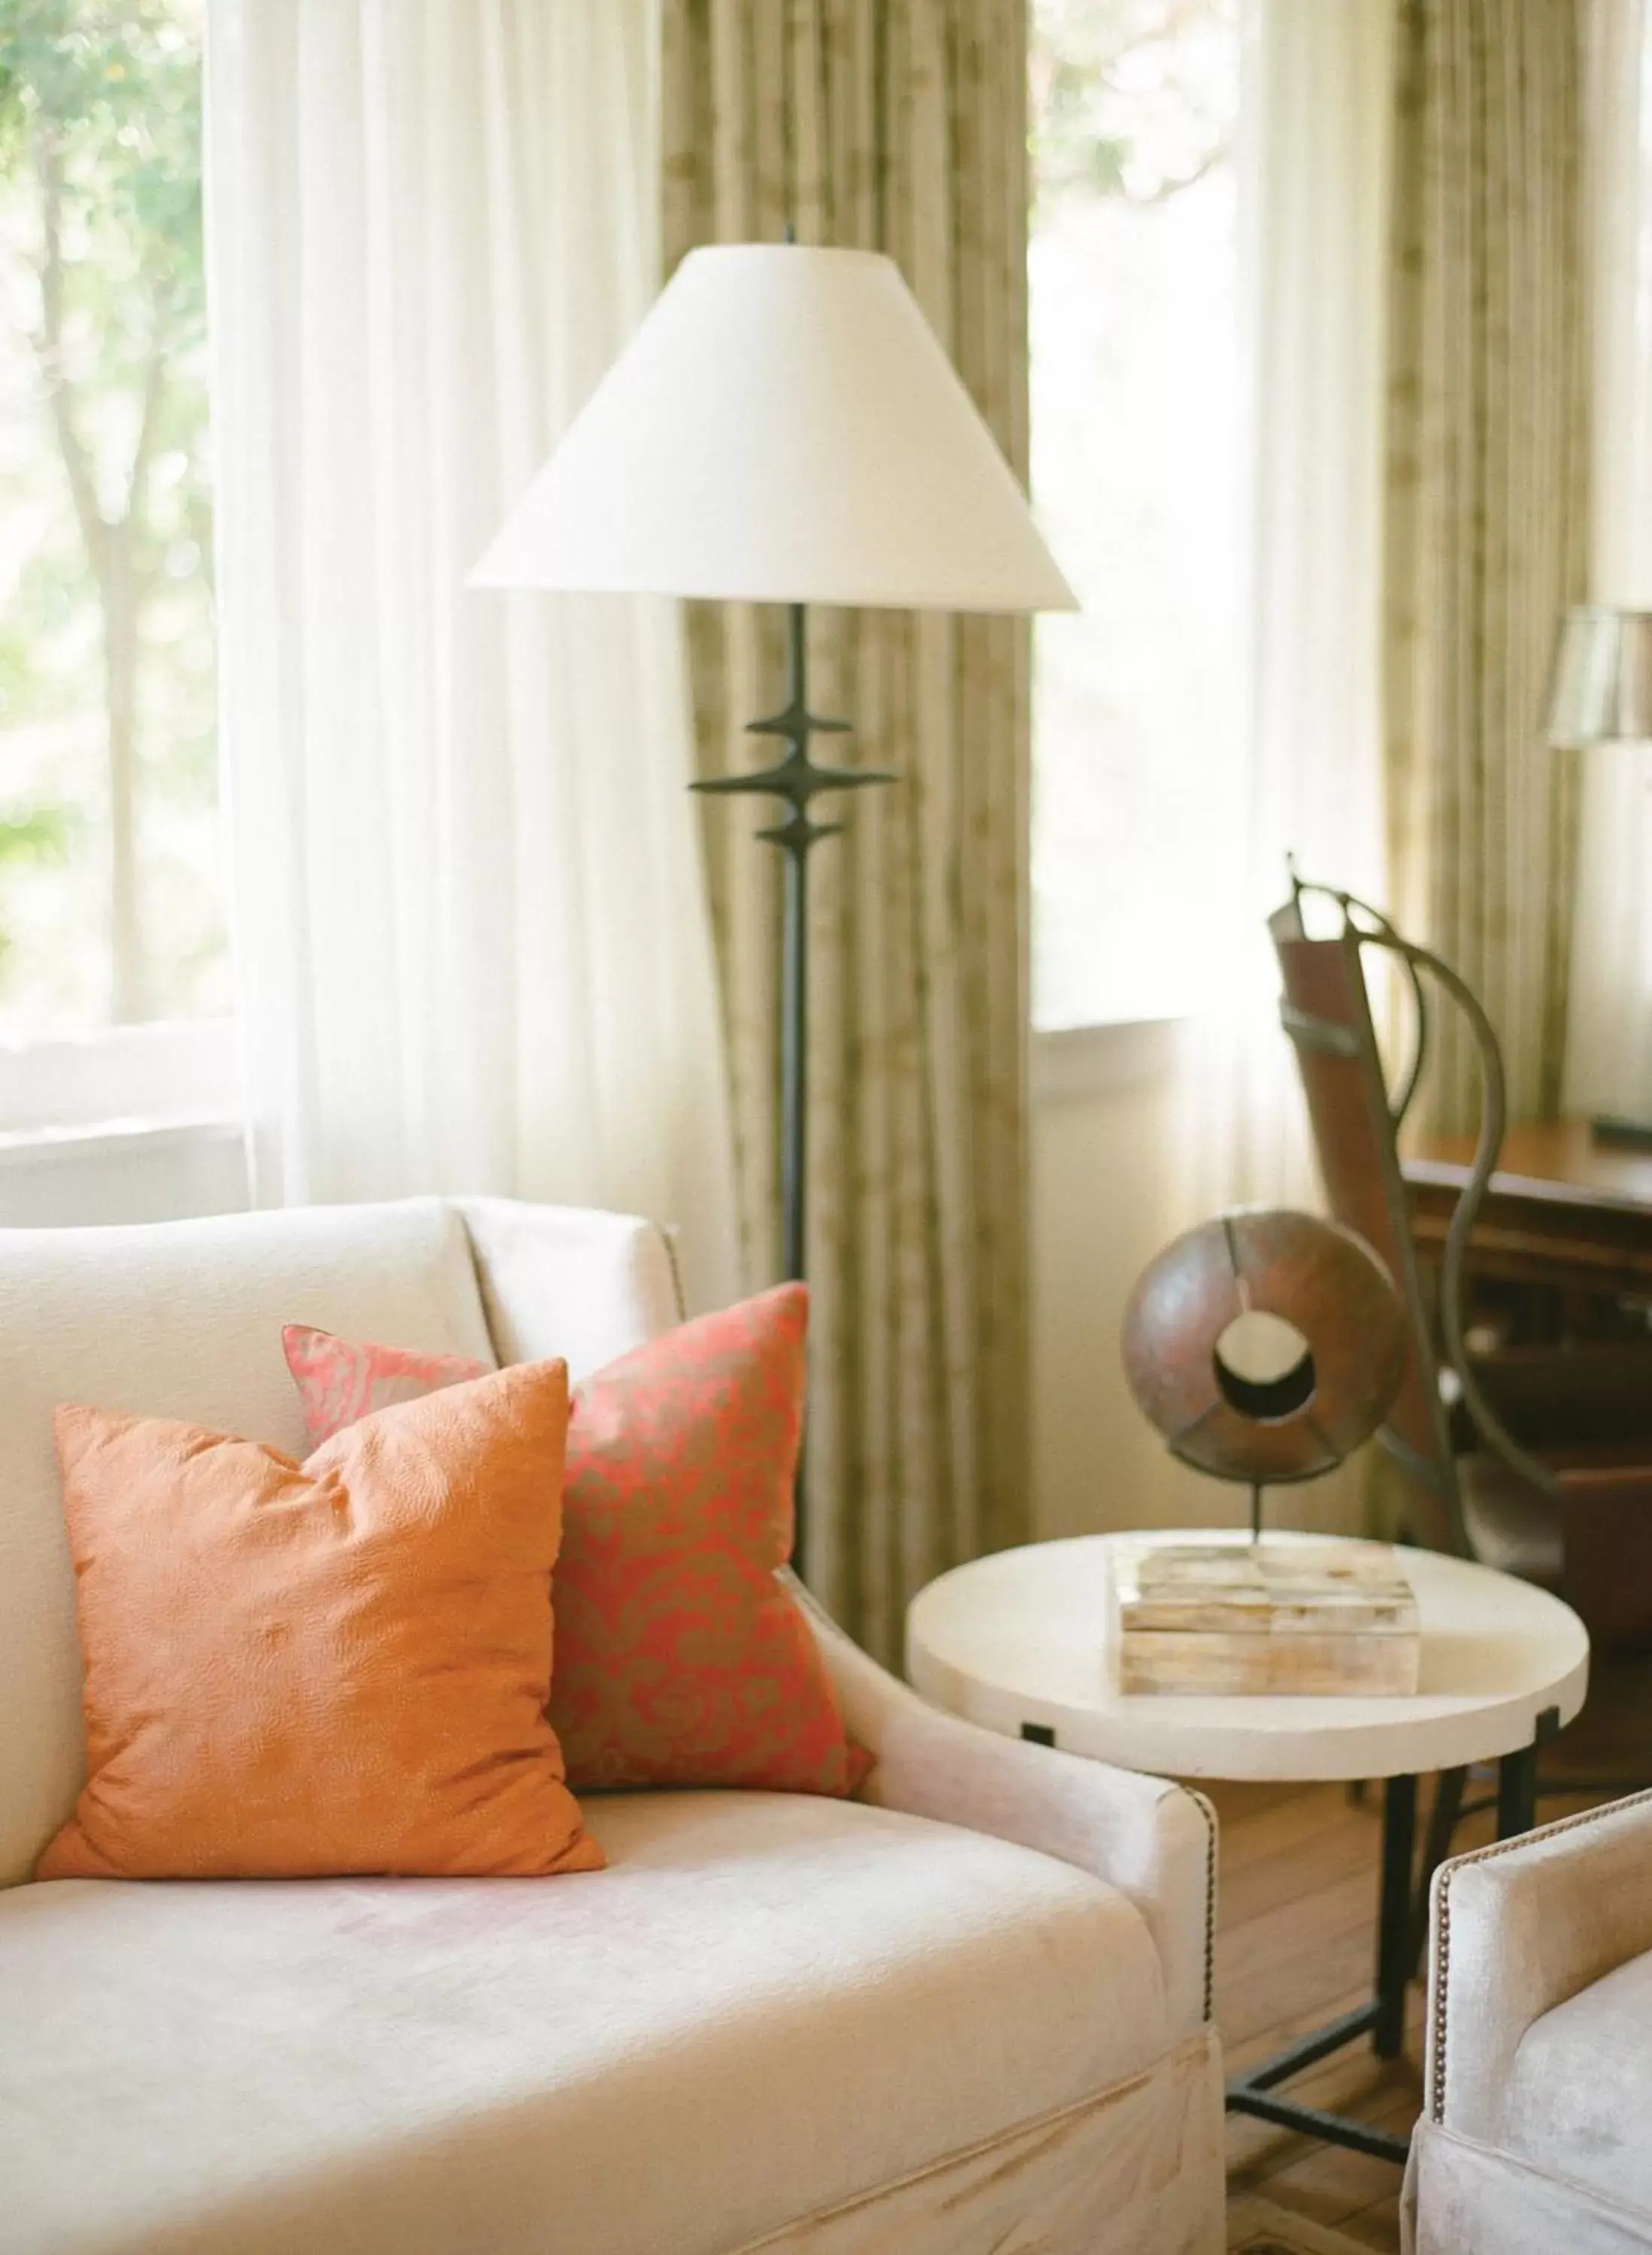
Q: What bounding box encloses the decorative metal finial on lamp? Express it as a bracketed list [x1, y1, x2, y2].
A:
[469, 244, 1076, 1570]
[686, 598, 889, 1285]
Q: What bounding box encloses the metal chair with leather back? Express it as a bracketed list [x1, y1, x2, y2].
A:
[1270, 873, 1652, 1834]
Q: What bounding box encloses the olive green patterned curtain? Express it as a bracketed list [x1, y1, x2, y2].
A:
[661, 0, 1032, 1662]
[1383, 0, 1590, 1136]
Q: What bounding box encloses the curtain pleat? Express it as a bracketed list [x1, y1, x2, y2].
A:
[1384, 0, 1590, 1134]
[1563, 0, 1652, 1124]
[661, 0, 1031, 1660]
[210, 0, 738, 1310]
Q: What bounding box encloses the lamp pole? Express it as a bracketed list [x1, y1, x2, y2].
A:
[690, 603, 893, 1562]
[691, 602, 893, 1286]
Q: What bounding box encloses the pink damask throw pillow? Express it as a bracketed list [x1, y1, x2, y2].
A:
[282, 1288, 867, 1797]
[283, 1326, 489, 1450]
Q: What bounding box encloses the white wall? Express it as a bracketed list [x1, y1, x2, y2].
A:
[1030, 1025, 1221, 1540]
[1030, 1022, 1362, 1544]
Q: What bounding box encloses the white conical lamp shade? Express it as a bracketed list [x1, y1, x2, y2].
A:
[470, 244, 1076, 614]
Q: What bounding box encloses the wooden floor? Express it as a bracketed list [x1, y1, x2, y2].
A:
[1211, 1777, 1427, 2251]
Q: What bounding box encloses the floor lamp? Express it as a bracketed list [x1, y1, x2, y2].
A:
[471, 245, 1076, 1563]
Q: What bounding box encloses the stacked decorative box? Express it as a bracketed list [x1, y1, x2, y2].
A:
[1112, 1538, 1421, 1697]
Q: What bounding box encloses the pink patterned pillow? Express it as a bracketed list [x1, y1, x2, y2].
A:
[283, 1325, 489, 1451]
[283, 1292, 869, 1797]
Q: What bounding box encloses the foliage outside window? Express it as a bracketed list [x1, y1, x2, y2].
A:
[1030, 0, 1242, 1030]
[0, 0, 225, 1046]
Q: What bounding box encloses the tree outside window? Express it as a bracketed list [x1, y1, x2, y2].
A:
[1030, 0, 1242, 1030]
[0, 0, 224, 1041]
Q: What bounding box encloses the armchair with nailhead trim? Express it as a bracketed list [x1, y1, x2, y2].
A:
[1405, 1790, 1652, 2253]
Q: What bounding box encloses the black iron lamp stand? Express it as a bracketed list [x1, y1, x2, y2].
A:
[689, 601, 893, 1563]
[469, 241, 1074, 1577]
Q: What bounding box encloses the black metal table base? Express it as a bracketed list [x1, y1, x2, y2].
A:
[1224, 1724, 1552, 2163]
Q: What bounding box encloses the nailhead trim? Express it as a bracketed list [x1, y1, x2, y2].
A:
[1179, 1783, 1219, 2024]
[1428, 1786, 1652, 2123]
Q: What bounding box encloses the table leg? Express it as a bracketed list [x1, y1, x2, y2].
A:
[1226, 1769, 1420, 2164]
[1496, 1743, 1539, 1839]
[1411, 1766, 1468, 1975]
[1373, 1773, 1417, 2057]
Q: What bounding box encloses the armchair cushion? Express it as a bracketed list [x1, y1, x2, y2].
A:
[0, 1789, 1169, 2255]
[802, 1583, 1215, 2044]
[1497, 1945, 1652, 2213]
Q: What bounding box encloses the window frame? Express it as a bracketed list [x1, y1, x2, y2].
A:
[0, 1017, 241, 1149]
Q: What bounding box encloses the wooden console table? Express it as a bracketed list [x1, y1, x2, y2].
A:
[1403, 1120, 1652, 1302]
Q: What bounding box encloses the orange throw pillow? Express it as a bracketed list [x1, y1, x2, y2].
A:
[284, 1287, 867, 1796]
[39, 1360, 604, 1881]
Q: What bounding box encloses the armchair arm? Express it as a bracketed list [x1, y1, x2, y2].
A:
[797, 1582, 1215, 2044]
[1425, 1789, 1652, 2141]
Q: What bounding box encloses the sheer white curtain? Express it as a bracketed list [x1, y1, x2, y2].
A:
[207, 0, 737, 1309]
[1566, 0, 1652, 1121]
[1185, 0, 1394, 1212]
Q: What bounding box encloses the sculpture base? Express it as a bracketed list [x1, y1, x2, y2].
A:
[1113, 1539, 1421, 1697]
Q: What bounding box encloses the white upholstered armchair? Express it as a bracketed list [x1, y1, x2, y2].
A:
[1405, 1788, 1652, 2253]
[0, 1198, 1224, 2255]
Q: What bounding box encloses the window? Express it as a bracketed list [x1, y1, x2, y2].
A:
[1030, 0, 1242, 1030]
[0, 0, 234, 1131]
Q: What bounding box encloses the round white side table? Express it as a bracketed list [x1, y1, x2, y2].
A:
[906, 1529, 1590, 2166]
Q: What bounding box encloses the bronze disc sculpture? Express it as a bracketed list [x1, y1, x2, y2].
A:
[1122, 1208, 1408, 1535]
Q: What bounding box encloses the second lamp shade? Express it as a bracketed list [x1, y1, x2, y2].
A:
[1547, 605, 1652, 748]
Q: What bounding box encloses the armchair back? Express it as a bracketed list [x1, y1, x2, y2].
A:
[0, 1196, 681, 1887]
